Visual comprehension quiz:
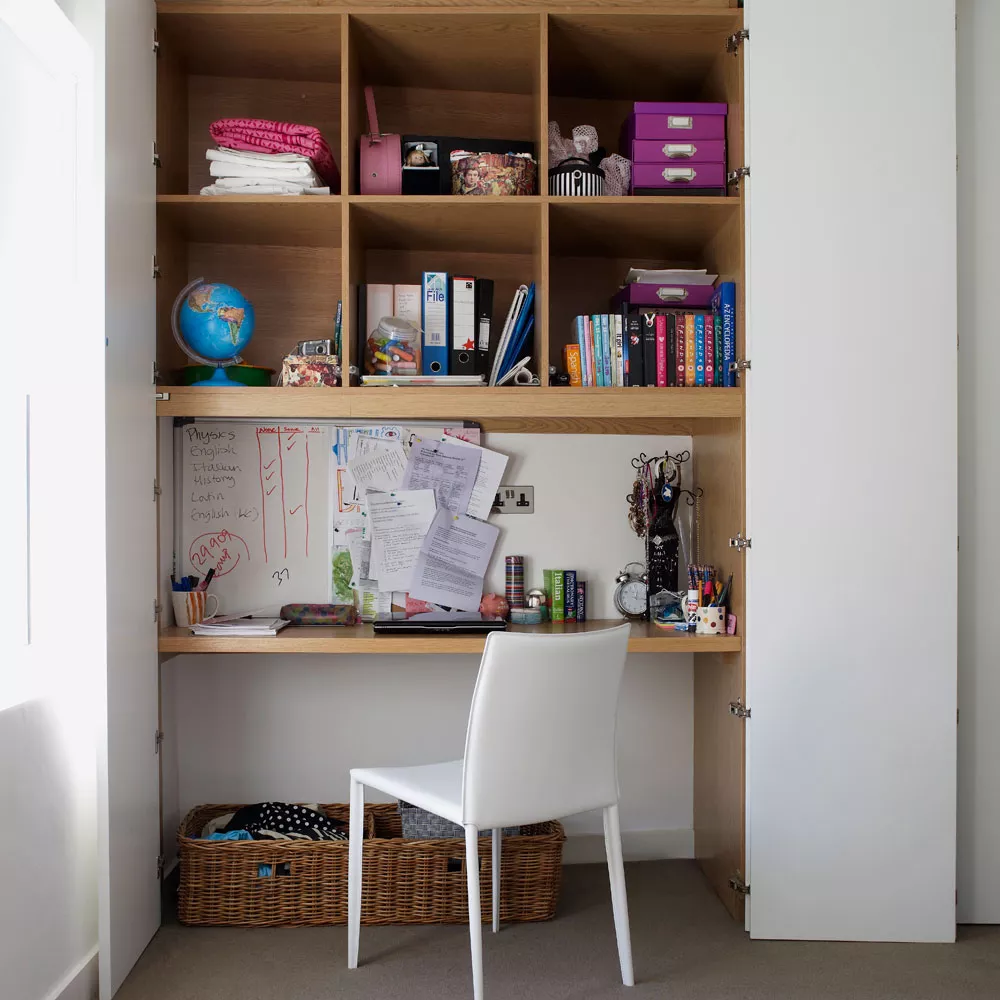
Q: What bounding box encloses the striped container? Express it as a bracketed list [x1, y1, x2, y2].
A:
[548, 157, 604, 196]
[505, 555, 525, 609]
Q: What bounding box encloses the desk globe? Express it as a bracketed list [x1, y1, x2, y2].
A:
[172, 277, 255, 386]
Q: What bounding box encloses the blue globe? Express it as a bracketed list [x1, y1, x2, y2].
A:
[178, 282, 255, 363]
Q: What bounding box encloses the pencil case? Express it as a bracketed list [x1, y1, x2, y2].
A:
[279, 604, 357, 626]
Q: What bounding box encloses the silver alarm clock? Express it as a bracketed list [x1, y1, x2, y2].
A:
[614, 562, 648, 619]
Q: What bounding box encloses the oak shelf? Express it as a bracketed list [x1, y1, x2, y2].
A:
[158, 619, 741, 656]
[155, 384, 742, 432]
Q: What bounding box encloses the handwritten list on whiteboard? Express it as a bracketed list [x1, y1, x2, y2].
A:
[179, 422, 331, 615]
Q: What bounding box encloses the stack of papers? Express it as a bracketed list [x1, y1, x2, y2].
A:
[190, 616, 289, 637]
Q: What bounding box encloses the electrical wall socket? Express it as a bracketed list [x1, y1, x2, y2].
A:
[493, 486, 534, 513]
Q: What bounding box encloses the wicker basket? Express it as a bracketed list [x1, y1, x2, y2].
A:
[178, 803, 565, 927]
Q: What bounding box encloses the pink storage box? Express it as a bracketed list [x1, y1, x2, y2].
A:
[612, 281, 716, 311]
[626, 102, 727, 142]
[628, 139, 726, 164]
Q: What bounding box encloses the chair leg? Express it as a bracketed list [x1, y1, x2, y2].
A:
[466, 825, 485, 1000]
[603, 803, 634, 987]
[491, 828, 501, 933]
[347, 777, 364, 970]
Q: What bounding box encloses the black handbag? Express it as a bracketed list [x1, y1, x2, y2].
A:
[548, 156, 605, 196]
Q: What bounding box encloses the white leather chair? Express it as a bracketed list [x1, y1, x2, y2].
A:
[347, 623, 634, 1000]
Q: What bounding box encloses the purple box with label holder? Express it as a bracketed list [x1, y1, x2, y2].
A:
[623, 103, 728, 145]
[631, 161, 726, 191]
[629, 138, 726, 164]
[612, 281, 716, 312]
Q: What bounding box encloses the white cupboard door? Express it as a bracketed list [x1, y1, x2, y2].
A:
[100, 0, 160, 995]
[744, 0, 957, 942]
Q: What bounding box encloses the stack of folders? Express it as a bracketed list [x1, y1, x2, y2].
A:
[563, 281, 737, 388]
[189, 615, 290, 636]
[542, 570, 586, 623]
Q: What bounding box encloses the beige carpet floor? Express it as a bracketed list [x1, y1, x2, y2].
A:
[117, 861, 1000, 1000]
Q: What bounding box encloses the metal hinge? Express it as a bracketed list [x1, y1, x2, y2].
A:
[156, 854, 165, 880]
[153, 479, 161, 502]
[152, 28, 159, 55]
[153, 599, 162, 624]
[729, 531, 751, 552]
[152, 255, 161, 279]
[155, 391, 171, 401]
[155, 729, 165, 754]
[152, 360, 161, 384]
[729, 698, 751, 720]
[727, 166, 750, 186]
[727, 29, 749, 54]
[729, 871, 750, 896]
[728, 357, 751, 376]
[152, 140, 161, 168]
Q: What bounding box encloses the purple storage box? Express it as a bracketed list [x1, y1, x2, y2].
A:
[629, 139, 726, 164]
[632, 162, 726, 190]
[612, 281, 716, 311]
[623, 103, 728, 144]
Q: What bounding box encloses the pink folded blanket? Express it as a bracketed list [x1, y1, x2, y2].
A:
[209, 118, 339, 190]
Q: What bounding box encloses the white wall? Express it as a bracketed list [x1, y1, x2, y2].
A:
[956, 0, 1000, 925]
[162, 433, 697, 863]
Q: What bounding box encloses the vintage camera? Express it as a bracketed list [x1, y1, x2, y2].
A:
[296, 339, 333, 356]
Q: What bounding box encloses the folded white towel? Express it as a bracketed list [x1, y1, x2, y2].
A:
[199, 183, 331, 196]
[208, 147, 313, 167]
[209, 161, 323, 184]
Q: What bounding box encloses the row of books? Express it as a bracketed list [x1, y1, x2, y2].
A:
[562, 281, 737, 388]
[543, 569, 586, 623]
[357, 276, 534, 386]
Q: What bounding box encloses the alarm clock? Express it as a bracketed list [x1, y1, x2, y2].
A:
[614, 562, 648, 620]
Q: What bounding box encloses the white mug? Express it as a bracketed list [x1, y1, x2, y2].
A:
[172, 590, 219, 627]
[695, 606, 726, 636]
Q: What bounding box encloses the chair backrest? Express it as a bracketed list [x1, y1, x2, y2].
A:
[460, 624, 631, 830]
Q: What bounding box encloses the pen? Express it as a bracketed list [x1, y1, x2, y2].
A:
[198, 568, 216, 592]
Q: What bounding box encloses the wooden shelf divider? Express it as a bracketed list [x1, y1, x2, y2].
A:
[159, 619, 741, 656]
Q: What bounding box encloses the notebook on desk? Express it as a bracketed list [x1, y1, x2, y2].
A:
[373, 612, 507, 635]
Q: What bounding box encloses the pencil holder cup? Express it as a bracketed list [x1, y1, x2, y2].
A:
[695, 606, 726, 635]
[172, 591, 219, 627]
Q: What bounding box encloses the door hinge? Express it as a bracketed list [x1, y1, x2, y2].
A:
[152, 254, 161, 279]
[729, 698, 751, 720]
[152, 360, 161, 384]
[726, 29, 749, 54]
[155, 391, 171, 401]
[152, 27, 159, 55]
[153, 599, 162, 624]
[153, 479, 161, 501]
[727, 166, 750, 186]
[152, 140, 161, 168]
[155, 729, 165, 754]
[728, 357, 751, 377]
[729, 871, 750, 896]
[729, 531, 751, 552]
[156, 854, 165, 880]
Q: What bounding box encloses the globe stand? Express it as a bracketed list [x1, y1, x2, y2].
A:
[172, 276, 255, 388]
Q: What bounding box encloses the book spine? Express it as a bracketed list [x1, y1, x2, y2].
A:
[552, 570, 565, 623]
[685, 313, 696, 386]
[666, 314, 677, 387]
[576, 581, 587, 623]
[695, 313, 706, 386]
[675, 315, 686, 387]
[574, 316, 588, 386]
[642, 313, 657, 387]
[591, 315, 603, 387]
[586, 317, 597, 386]
[714, 310, 723, 385]
[655, 314, 667, 387]
[614, 315, 624, 387]
[542, 568, 554, 621]
[421, 272, 449, 375]
[334, 299, 343, 357]
[564, 344, 583, 387]
[704, 313, 715, 387]
[626, 315, 643, 387]
[713, 282, 737, 387]
[564, 570, 577, 621]
[601, 315, 613, 387]
[622, 313, 631, 386]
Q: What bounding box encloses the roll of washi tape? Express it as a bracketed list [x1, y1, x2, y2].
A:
[505, 555, 525, 609]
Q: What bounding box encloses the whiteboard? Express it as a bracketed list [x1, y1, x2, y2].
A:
[178, 422, 332, 615]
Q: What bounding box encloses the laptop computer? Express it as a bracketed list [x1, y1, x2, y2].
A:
[372, 612, 508, 635]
